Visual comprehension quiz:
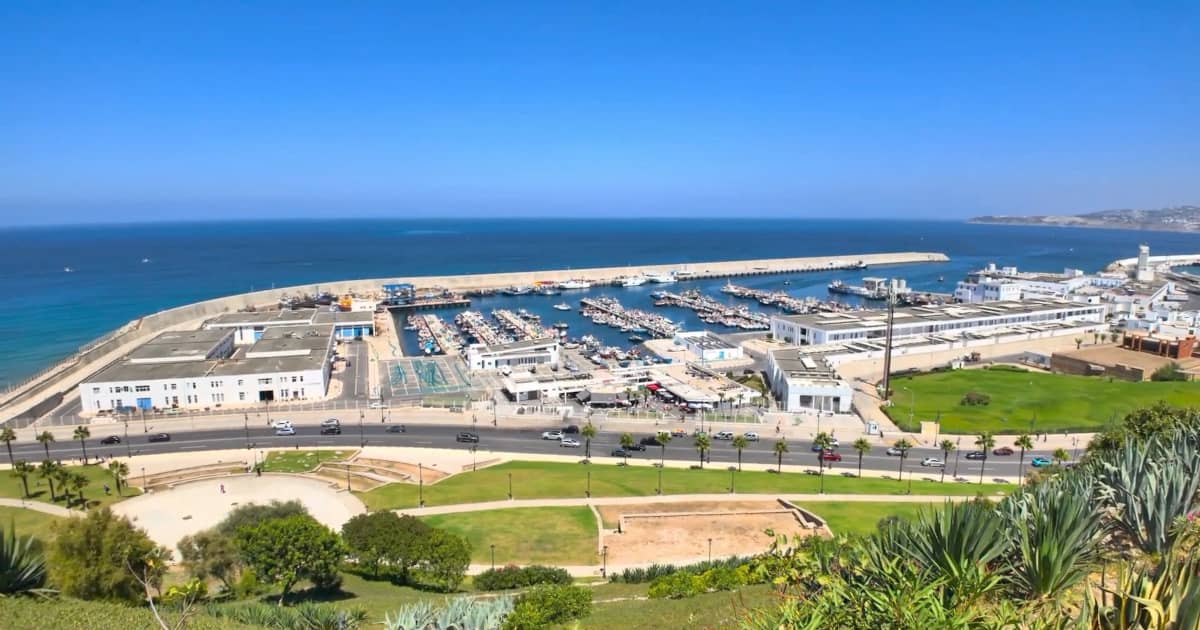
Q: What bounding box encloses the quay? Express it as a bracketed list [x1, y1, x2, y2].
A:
[409, 314, 463, 357]
[454, 311, 508, 346]
[719, 283, 853, 314]
[492, 309, 548, 341]
[652, 289, 770, 330]
[581, 297, 679, 338]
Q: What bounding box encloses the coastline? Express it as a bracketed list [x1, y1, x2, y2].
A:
[967, 219, 1200, 234]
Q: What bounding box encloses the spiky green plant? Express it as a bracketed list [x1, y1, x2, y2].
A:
[0, 525, 49, 597]
[1004, 484, 1105, 603]
[382, 595, 513, 630]
[1093, 431, 1200, 554]
[896, 501, 1010, 608]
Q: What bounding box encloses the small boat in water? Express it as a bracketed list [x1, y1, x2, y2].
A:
[503, 286, 533, 296]
[620, 275, 648, 287]
[553, 302, 571, 311]
[553, 322, 569, 330]
[559, 279, 592, 290]
[63, 266, 74, 273]
[628, 334, 645, 343]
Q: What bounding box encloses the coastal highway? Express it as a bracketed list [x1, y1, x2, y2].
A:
[9, 423, 1068, 482]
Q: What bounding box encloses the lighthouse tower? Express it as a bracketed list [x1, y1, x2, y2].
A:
[1135, 244, 1155, 282]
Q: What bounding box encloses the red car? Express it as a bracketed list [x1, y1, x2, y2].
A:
[820, 451, 842, 462]
[993, 447, 1014, 456]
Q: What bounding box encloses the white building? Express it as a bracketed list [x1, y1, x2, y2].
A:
[79, 325, 335, 414]
[770, 299, 1107, 346]
[466, 338, 561, 372]
[672, 331, 744, 362]
[953, 278, 1022, 303]
[206, 308, 374, 344]
[766, 348, 853, 413]
[1136, 244, 1155, 282]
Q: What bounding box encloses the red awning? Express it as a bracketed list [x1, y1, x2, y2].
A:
[646, 383, 661, 391]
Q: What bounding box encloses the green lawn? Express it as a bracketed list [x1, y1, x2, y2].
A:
[261, 449, 354, 473]
[422, 506, 598, 566]
[809, 501, 931, 536]
[885, 367, 1200, 433]
[0, 506, 69, 542]
[581, 583, 778, 629]
[1, 462, 141, 511]
[358, 460, 1006, 511]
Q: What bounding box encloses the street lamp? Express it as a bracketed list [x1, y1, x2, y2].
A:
[124, 420, 131, 459]
[471, 445, 477, 472]
[243, 413, 250, 450]
[345, 463, 350, 491]
[708, 538, 713, 563]
[508, 472, 513, 500]
[656, 466, 663, 495]
[586, 470, 591, 498]
[901, 386, 915, 427]
[358, 410, 365, 448]
[141, 466, 146, 489]
[418, 463, 424, 507]
[491, 544, 496, 571]
[729, 468, 734, 494]
[601, 545, 608, 578]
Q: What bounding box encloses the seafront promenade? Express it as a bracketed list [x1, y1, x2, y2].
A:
[0, 251, 947, 424]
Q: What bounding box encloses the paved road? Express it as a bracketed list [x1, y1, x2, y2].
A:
[9, 421, 1064, 481]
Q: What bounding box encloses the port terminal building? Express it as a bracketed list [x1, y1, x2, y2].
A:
[671, 331, 744, 362]
[79, 324, 336, 414]
[465, 338, 561, 373]
[204, 308, 374, 344]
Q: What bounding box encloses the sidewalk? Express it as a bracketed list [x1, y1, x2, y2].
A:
[0, 497, 82, 518]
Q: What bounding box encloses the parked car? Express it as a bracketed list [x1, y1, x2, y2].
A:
[456, 432, 479, 443]
[560, 438, 581, 448]
[713, 431, 735, 440]
[147, 433, 171, 443]
[742, 432, 760, 442]
[992, 446, 1014, 456]
[886, 446, 907, 456]
[385, 425, 407, 433]
[275, 426, 296, 436]
[610, 447, 632, 457]
[640, 435, 663, 447]
[368, 401, 388, 409]
[1031, 456, 1053, 467]
[321, 418, 340, 428]
[820, 451, 842, 462]
[541, 430, 564, 440]
[921, 457, 945, 467]
[965, 451, 987, 460]
[100, 435, 121, 445]
[320, 426, 342, 435]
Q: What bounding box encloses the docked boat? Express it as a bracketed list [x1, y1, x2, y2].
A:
[535, 286, 561, 296]
[628, 334, 645, 343]
[553, 302, 571, 311]
[827, 280, 873, 297]
[559, 279, 592, 290]
[620, 275, 648, 287]
[553, 321, 569, 330]
[646, 271, 676, 284]
[503, 286, 533, 296]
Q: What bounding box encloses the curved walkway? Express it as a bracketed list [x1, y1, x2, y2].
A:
[0, 497, 80, 518]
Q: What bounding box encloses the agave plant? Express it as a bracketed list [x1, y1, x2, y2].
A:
[1093, 431, 1200, 554]
[896, 500, 1010, 608]
[1005, 484, 1106, 604]
[383, 596, 513, 630]
[1085, 549, 1200, 630]
[0, 525, 49, 597]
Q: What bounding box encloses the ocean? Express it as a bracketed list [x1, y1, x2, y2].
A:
[2, 218, 1198, 386]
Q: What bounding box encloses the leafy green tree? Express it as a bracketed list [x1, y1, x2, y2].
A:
[938, 439, 955, 483]
[413, 528, 471, 592]
[852, 438, 871, 478]
[48, 507, 167, 603]
[503, 584, 592, 630]
[1151, 361, 1187, 381]
[580, 423, 597, 459]
[694, 434, 711, 469]
[1014, 434, 1033, 486]
[892, 438, 912, 483]
[1052, 448, 1069, 466]
[618, 433, 635, 465]
[11, 461, 33, 498]
[974, 432, 995, 485]
[177, 530, 241, 592]
[0, 427, 15, 468]
[52, 468, 70, 504]
[108, 460, 129, 495]
[341, 511, 433, 581]
[72, 426, 90, 465]
[235, 514, 346, 605]
[0, 524, 48, 596]
[773, 438, 789, 473]
[35, 431, 55, 461]
[217, 500, 308, 536]
[731, 435, 748, 471]
[812, 432, 834, 478]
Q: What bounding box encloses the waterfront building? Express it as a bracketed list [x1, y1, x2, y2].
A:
[672, 331, 744, 362]
[465, 338, 561, 373]
[765, 348, 854, 414]
[205, 308, 374, 344]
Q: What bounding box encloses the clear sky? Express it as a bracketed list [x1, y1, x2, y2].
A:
[1, 2, 1197, 225]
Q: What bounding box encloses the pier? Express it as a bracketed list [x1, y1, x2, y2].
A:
[492, 309, 548, 341]
[652, 290, 770, 330]
[718, 283, 852, 314]
[408, 314, 464, 357]
[454, 311, 509, 346]
[580, 297, 680, 338]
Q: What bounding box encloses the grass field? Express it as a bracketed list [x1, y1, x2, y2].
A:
[884, 367, 1199, 433]
[809, 501, 931, 536]
[422, 506, 599, 566]
[358, 460, 1005, 511]
[581, 583, 779, 629]
[0, 506, 69, 543]
[261, 449, 354, 473]
[0, 462, 140, 511]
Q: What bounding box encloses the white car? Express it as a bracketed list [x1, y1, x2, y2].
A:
[271, 419, 293, 430]
[275, 426, 296, 436]
[921, 457, 945, 467]
[369, 401, 388, 409]
[541, 430, 564, 440]
[887, 446, 906, 456]
[713, 431, 734, 440]
[560, 438, 581, 448]
[742, 432, 760, 442]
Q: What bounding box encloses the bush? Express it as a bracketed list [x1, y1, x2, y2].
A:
[475, 564, 572, 591]
[503, 584, 592, 629]
[49, 508, 167, 603]
[1151, 362, 1188, 382]
[609, 556, 754, 583]
[648, 571, 704, 599]
[960, 391, 991, 406]
[699, 566, 746, 592]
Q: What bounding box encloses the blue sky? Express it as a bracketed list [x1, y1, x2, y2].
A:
[1, 2, 1197, 225]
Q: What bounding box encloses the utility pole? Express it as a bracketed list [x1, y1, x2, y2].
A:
[243, 413, 250, 450]
[880, 285, 896, 402]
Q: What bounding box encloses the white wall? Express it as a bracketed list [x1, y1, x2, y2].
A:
[80, 365, 328, 413]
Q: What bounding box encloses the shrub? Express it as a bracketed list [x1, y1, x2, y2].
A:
[699, 566, 745, 592]
[49, 507, 167, 603]
[1151, 362, 1188, 382]
[475, 564, 572, 591]
[648, 571, 704, 599]
[503, 584, 592, 629]
[960, 391, 991, 406]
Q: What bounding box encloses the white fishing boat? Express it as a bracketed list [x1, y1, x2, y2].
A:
[559, 279, 592, 290]
[553, 302, 571, 311]
[621, 275, 648, 287]
[646, 271, 676, 283]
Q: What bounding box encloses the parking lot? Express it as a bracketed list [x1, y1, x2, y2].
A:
[379, 356, 475, 399]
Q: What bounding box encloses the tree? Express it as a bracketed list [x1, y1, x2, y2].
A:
[177, 530, 241, 592]
[1109, 330, 1120, 343]
[414, 528, 471, 592]
[235, 514, 345, 605]
[72, 426, 90, 465]
[1151, 362, 1187, 382]
[217, 500, 308, 536]
[938, 439, 955, 483]
[52, 468, 70, 504]
[694, 434, 711, 469]
[975, 432, 995, 485]
[69, 472, 89, 508]
[39, 460, 59, 501]
[341, 511, 433, 581]
[49, 507, 167, 603]
[581, 423, 597, 459]
[731, 435, 748, 471]
[0, 427, 15, 468]
[853, 438, 871, 478]
[0, 523, 48, 596]
[813, 432, 834, 476]
[1014, 434, 1033, 486]
[11, 460, 33, 498]
[773, 438, 789, 473]
[657, 431, 672, 466]
[893, 439, 912, 484]
[618, 433, 635, 465]
[108, 460, 129, 496]
[1074, 337, 1083, 349]
[36, 431, 55, 461]
[1052, 448, 1069, 466]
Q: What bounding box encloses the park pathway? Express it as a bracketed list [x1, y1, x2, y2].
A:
[0, 497, 80, 518]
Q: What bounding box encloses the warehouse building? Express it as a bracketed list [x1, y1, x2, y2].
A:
[206, 308, 374, 344]
[766, 348, 854, 413]
[672, 331, 743, 362]
[465, 337, 561, 373]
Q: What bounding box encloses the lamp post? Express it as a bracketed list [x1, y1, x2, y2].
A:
[243, 413, 250, 450]
[345, 463, 350, 491]
[708, 538, 713, 563]
[586, 470, 591, 498]
[471, 445, 477, 472]
[491, 544, 496, 571]
[124, 420, 131, 459]
[507, 472, 513, 500]
[141, 407, 147, 433]
[901, 386, 915, 428]
[418, 463, 424, 507]
[729, 467, 734, 494]
[141, 466, 146, 489]
[601, 545, 608, 578]
[358, 410, 365, 448]
[656, 466, 663, 495]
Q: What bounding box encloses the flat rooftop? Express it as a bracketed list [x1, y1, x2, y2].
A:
[312, 310, 374, 325]
[206, 309, 316, 326]
[775, 298, 1096, 332]
[473, 337, 559, 354]
[678, 332, 737, 351]
[127, 329, 232, 363]
[247, 325, 332, 356]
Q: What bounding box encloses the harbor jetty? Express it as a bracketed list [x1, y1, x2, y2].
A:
[652, 289, 770, 330]
[453, 311, 509, 346]
[492, 309, 549, 341]
[407, 314, 464, 356]
[719, 283, 855, 314]
[581, 297, 680, 338]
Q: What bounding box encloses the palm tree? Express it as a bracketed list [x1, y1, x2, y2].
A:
[11, 461, 32, 498]
[618, 432, 635, 465]
[718, 392, 727, 421]
[975, 432, 995, 485]
[938, 439, 955, 483]
[1052, 447, 1070, 466]
[893, 438, 912, 484]
[0, 427, 16, 468]
[52, 468, 70, 505]
[1014, 433, 1034, 485]
[852, 438, 871, 478]
[581, 423, 597, 459]
[35, 431, 54, 461]
[72, 426, 90, 464]
[38, 461, 58, 500]
[813, 431, 833, 473]
[108, 460, 129, 495]
[731, 435, 748, 471]
[694, 434, 711, 469]
[773, 438, 789, 473]
[657, 431, 672, 466]
[69, 472, 89, 509]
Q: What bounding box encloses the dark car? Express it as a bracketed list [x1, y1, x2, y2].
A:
[610, 448, 632, 457]
[640, 435, 663, 447]
[992, 447, 1014, 456]
[624, 443, 646, 452]
[320, 426, 342, 435]
[147, 433, 171, 443]
[820, 451, 842, 462]
[456, 432, 480, 443]
[965, 451, 987, 460]
[563, 425, 580, 434]
[385, 425, 407, 433]
[100, 435, 121, 445]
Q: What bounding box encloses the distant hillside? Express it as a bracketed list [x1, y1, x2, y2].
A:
[970, 205, 1200, 232]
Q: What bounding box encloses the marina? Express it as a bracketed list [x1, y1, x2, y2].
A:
[580, 296, 680, 338]
[651, 289, 770, 330]
[492, 308, 551, 341]
[719, 282, 857, 314]
[453, 310, 509, 346]
[407, 313, 465, 357]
